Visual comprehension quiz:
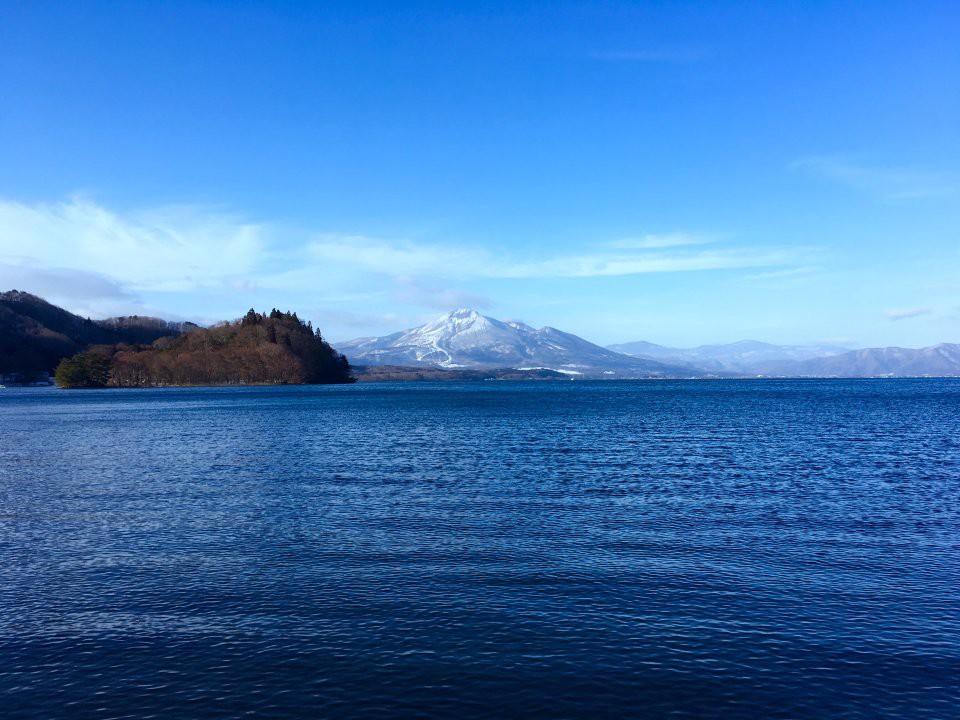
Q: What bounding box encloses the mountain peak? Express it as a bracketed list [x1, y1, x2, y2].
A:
[446, 308, 482, 319]
[425, 308, 491, 334]
[335, 310, 691, 376]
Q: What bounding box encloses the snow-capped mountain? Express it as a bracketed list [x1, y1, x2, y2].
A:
[336, 309, 693, 377]
[608, 339, 850, 374]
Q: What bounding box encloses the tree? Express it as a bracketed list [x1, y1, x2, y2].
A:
[241, 309, 260, 327]
[55, 350, 111, 388]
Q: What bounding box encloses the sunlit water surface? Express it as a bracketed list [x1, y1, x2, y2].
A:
[1, 380, 958, 718]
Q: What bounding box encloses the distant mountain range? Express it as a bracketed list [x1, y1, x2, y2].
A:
[336, 309, 694, 377]
[775, 344, 960, 377]
[607, 339, 851, 374]
[610, 337, 960, 377]
[340, 309, 960, 378]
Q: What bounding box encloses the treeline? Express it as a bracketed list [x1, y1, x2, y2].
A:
[55, 309, 354, 388]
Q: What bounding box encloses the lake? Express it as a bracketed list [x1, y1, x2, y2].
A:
[1, 380, 958, 718]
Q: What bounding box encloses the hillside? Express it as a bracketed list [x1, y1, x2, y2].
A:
[0, 290, 192, 376]
[56, 308, 354, 388]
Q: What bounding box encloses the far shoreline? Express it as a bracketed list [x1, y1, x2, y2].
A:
[20, 373, 960, 390]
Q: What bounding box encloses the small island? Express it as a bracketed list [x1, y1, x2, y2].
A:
[55, 309, 354, 388]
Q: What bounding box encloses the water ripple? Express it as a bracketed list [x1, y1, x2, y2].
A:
[1, 380, 958, 718]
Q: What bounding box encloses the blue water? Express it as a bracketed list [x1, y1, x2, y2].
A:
[1, 380, 958, 719]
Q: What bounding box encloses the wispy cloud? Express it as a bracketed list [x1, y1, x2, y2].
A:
[392, 276, 493, 311]
[0, 262, 138, 317]
[0, 196, 268, 292]
[739, 265, 824, 292]
[499, 247, 797, 278]
[605, 233, 717, 250]
[313, 308, 424, 339]
[884, 307, 932, 321]
[0, 196, 808, 321]
[790, 156, 960, 200]
[306, 233, 799, 279]
[744, 266, 819, 281]
[305, 235, 486, 279]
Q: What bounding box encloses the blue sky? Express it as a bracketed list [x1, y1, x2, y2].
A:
[1, 1, 958, 347]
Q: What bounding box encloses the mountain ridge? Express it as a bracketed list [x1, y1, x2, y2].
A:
[336, 308, 696, 377]
[608, 338, 852, 374]
[773, 343, 960, 377]
[610, 336, 960, 377]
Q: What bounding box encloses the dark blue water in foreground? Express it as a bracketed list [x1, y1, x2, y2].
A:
[1, 380, 958, 719]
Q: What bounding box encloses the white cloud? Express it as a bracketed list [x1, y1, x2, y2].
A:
[305, 233, 798, 279]
[884, 307, 932, 321]
[0, 196, 807, 322]
[0, 196, 267, 292]
[605, 233, 717, 249]
[744, 266, 819, 281]
[0, 262, 138, 317]
[791, 157, 959, 200]
[305, 234, 487, 278]
[317, 308, 426, 342]
[392, 276, 493, 310]
[499, 247, 798, 278]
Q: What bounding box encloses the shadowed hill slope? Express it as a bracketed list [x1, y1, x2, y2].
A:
[0, 290, 193, 375]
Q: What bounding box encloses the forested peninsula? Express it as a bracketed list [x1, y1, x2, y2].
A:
[55, 309, 354, 388]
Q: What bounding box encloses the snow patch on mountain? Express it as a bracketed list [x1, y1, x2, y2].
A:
[336, 309, 692, 376]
